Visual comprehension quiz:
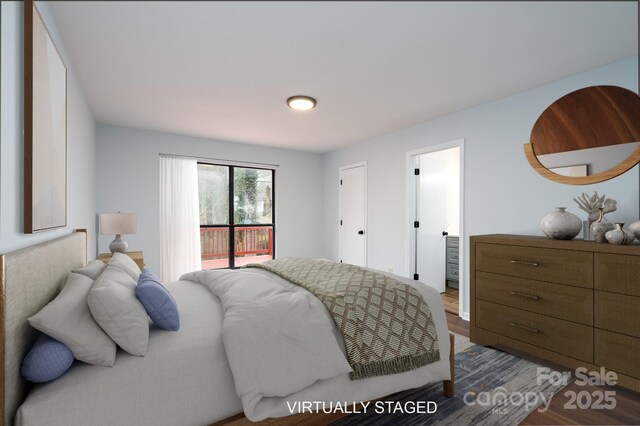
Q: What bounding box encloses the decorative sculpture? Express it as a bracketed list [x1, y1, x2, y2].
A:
[573, 191, 617, 222]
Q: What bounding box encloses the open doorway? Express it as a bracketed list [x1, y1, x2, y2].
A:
[406, 140, 464, 318]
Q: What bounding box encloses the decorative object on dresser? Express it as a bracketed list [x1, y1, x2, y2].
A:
[590, 207, 615, 243]
[445, 236, 459, 286]
[604, 223, 635, 245]
[629, 220, 640, 241]
[99, 212, 137, 253]
[97, 251, 144, 270]
[523, 85, 640, 185]
[470, 234, 640, 392]
[24, 0, 67, 233]
[573, 192, 617, 222]
[573, 191, 617, 239]
[539, 207, 581, 240]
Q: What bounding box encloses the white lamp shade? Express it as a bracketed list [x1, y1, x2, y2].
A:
[100, 213, 137, 235]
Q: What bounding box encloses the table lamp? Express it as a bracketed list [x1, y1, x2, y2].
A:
[100, 212, 137, 253]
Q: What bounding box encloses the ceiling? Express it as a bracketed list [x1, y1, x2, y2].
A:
[49, 1, 638, 153]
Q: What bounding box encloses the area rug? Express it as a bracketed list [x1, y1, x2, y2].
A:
[332, 336, 570, 426]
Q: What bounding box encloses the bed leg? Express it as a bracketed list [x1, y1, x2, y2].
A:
[443, 333, 454, 398]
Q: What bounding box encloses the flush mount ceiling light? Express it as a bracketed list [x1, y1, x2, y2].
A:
[287, 95, 317, 111]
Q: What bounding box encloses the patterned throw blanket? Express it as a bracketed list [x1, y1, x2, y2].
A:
[246, 258, 440, 380]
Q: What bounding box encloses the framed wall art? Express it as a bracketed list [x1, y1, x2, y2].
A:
[24, 0, 67, 233]
[548, 164, 588, 178]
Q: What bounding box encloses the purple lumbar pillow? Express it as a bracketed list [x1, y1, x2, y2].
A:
[22, 334, 74, 383]
[136, 269, 180, 331]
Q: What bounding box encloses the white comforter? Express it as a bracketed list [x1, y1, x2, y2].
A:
[181, 265, 451, 421]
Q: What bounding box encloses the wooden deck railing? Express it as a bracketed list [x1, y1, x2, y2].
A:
[200, 227, 229, 260]
[200, 226, 273, 260]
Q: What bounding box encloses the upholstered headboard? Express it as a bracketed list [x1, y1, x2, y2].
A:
[1, 230, 87, 426]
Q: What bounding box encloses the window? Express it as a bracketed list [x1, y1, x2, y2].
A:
[198, 163, 274, 269]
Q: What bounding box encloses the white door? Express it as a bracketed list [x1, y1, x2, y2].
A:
[339, 164, 366, 266]
[417, 148, 460, 293]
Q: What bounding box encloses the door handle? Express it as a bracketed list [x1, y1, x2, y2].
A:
[442, 231, 448, 236]
[358, 230, 364, 235]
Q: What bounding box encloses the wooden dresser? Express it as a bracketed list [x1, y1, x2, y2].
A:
[470, 234, 640, 392]
[446, 236, 460, 285]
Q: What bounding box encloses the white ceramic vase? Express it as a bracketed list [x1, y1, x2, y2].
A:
[540, 207, 582, 240]
[605, 223, 635, 245]
[629, 220, 640, 242]
[590, 208, 614, 243]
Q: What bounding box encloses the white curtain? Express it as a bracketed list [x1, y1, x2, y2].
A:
[159, 155, 202, 282]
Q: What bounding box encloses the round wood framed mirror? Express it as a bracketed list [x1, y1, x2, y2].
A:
[524, 85, 640, 185]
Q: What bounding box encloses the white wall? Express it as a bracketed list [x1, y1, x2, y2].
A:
[0, 2, 97, 257]
[322, 56, 639, 319]
[96, 124, 324, 273]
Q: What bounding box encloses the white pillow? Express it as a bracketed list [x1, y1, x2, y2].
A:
[107, 252, 141, 281]
[28, 272, 117, 366]
[72, 260, 107, 280]
[88, 265, 149, 356]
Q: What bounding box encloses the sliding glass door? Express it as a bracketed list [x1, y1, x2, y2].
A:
[198, 163, 274, 269]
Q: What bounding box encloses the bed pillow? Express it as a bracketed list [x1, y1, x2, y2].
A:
[28, 272, 117, 366]
[21, 334, 74, 383]
[107, 252, 142, 281]
[136, 269, 180, 331]
[72, 260, 107, 280]
[88, 265, 149, 356]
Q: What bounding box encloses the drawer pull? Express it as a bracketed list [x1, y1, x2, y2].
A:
[510, 260, 539, 267]
[510, 322, 540, 333]
[510, 291, 540, 300]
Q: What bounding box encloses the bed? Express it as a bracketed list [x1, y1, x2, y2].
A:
[2, 230, 453, 426]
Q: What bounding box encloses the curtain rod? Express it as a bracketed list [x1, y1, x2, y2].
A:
[159, 152, 280, 168]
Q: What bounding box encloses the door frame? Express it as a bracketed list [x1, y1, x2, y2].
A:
[339, 161, 368, 267]
[405, 139, 466, 319]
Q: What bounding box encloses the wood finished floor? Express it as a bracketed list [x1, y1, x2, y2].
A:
[214, 312, 640, 426]
[443, 285, 459, 316]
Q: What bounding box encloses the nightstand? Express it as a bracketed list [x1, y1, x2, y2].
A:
[98, 251, 144, 269]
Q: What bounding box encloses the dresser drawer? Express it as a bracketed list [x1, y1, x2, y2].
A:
[476, 272, 592, 325]
[595, 329, 640, 379]
[476, 300, 593, 362]
[475, 243, 592, 288]
[447, 248, 460, 263]
[446, 263, 459, 281]
[595, 253, 640, 297]
[595, 291, 640, 338]
[446, 236, 459, 248]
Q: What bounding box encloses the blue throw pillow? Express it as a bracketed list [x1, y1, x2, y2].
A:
[136, 269, 180, 331]
[22, 334, 74, 383]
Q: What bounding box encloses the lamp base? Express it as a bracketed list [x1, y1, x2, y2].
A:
[109, 234, 128, 253]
